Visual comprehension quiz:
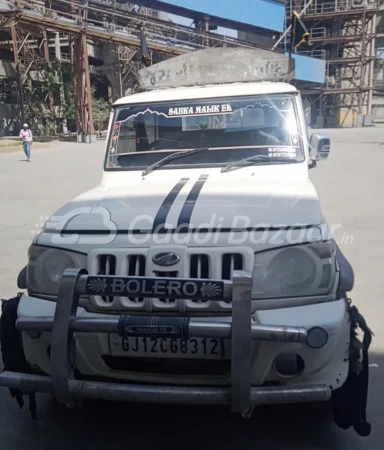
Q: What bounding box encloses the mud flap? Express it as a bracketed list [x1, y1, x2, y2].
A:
[0, 295, 37, 419]
[331, 303, 373, 437]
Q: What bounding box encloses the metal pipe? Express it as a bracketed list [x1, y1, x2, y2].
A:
[0, 372, 331, 406]
[17, 317, 233, 336]
[250, 385, 331, 405]
[18, 32, 31, 55]
[0, 372, 52, 393]
[51, 268, 85, 407]
[271, 0, 316, 50]
[69, 380, 230, 405]
[17, 318, 54, 332]
[252, 325, 307, 343]
[16, 317, 308, 343]
[231, 271, 252, 414]
[71, 317, 121, 333]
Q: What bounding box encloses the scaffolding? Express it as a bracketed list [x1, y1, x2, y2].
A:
[0, 0, 271, 137]
[287, 0, 378, 127]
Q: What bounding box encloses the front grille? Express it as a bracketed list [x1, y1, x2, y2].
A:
[153, 270, 178, 304]
[189, 254, 243, 304]
[98, 255, 116, 276]
[128, 255, 146, 303]
[190, 254, 210, 279]
[97, 255, 116, 303]
[189, 254, 243, 280]
[222, 254, 243, 280]
[89, 248, 252, 312]
[97, 254, 146, 303]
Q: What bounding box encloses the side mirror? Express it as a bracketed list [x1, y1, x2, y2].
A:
[309, 134, 330, 164]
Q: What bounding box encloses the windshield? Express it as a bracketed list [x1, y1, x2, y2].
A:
[105, 94, 304, 171]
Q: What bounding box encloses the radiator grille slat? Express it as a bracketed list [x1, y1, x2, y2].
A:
[190, 254, 210, 279]
[153, 271, 178, 304]
[97, 255, 116, 303]
[190, 255, 210, 304]
[98, 254, 146, 304]
[189, 254, 243, 304]
[128, 255, 146, 303]
[222, 254, 243, 280]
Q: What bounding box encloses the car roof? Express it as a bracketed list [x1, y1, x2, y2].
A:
[113, 82, 297, 106]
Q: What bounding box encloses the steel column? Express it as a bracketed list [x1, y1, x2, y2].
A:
[82, 32, 94, 137]
[358, 7, 367, 114]
[367, 14, 376, 116]
[69, 36, 79, 137]
[11, 23, 25, 124]
[43, 30, 55, 115]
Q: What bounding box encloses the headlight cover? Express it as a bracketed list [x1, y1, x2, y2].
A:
[27, 246, 87, 296]
[252, 242, 336, 299]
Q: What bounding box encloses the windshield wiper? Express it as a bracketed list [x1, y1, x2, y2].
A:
[221, 155, 297, 173]
[142, 148, 209, 176]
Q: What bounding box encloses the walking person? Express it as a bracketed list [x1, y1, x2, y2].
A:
[19, 123, 32, 162]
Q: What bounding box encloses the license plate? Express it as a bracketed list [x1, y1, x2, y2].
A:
[109, 335, 229, 359]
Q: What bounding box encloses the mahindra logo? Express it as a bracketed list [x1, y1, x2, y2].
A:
[152, 252, 181, 267]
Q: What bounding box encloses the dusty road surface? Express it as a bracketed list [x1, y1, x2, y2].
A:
[0, 130, 383, 449]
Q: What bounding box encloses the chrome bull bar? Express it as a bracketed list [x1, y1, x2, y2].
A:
[0, 269, 331, 415]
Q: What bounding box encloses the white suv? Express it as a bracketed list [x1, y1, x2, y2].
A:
[1, 63, 372, 436]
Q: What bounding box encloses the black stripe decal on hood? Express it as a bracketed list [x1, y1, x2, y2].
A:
[152, 177, 189, 232]
[177, 174, 209, 231]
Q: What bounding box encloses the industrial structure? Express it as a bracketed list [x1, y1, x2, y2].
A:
[1, 0, 380, 134]
[0, 0, 329, 139]
[0, 0, 290, 138]
[286, 0, 378, 128]
[372, 0, 384, 121]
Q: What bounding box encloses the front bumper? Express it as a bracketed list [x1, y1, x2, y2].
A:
[0, 269, 350, 415]
[0, 371, 331, 407]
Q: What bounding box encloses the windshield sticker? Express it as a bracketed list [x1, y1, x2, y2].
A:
[116, 105, 234, 123]
[168, 104, 233, 116]
[110, 123, 120, 154]
[268, 147, 297, 158]
[115, 99, 294, 124]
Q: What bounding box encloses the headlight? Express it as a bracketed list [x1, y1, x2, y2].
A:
[252, 242, 336, 299]
[27, 246, 87, 296]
